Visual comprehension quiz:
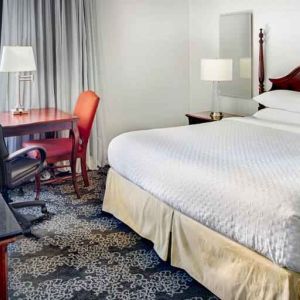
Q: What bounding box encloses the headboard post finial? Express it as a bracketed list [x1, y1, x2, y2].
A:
[259, 29, 265, 95]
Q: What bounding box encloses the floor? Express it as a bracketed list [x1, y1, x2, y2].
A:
[8, 167, 218, 300]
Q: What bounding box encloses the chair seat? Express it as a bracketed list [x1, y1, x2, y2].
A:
[7, 157, 40, 188]
[23, 138, 82, 163]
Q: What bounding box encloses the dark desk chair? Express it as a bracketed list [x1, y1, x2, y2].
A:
[0, 124, 48, 235]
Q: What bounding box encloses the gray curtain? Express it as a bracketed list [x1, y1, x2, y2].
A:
[0, 0, 107, 168]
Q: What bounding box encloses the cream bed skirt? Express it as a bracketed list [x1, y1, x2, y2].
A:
[103, 168, 300, 300]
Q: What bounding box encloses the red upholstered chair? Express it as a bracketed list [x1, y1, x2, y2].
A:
[23, 91, 100, 197]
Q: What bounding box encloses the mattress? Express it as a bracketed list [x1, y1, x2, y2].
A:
[108, 117, 300, 272]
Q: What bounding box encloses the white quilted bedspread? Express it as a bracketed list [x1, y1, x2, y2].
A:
[108, 117, 300, 272]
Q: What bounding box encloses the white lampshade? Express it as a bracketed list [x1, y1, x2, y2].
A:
[239, 57, 251, 79]
[201, 59, 232, 81]
[0, 46, 36, 72]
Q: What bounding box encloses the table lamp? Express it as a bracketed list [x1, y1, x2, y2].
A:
[0, 46, 36, 115]
[201, 58, 232, 120]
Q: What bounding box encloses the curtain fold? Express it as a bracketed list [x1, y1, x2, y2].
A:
[0, 0, 107, 167]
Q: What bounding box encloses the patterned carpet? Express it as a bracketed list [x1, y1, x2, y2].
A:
[8, 167, 218, 300]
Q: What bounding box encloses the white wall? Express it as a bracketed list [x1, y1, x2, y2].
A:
[97, 0, 300, 149]
[98, 0, 190, 142]
[189, 0, 300, 115]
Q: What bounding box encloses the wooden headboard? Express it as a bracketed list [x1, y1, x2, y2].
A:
[258, 29, 300, 109]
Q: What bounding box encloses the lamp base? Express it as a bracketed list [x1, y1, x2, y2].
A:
[210, 111, 223, 121]
[11, 107, 28, 115]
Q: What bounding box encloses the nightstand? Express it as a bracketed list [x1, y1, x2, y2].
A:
[185, 111, 242, 125]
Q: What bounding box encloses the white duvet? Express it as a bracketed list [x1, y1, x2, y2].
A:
[108, 117, 300, 272]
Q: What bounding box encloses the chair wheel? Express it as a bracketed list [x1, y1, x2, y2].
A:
[41, 206, 48, 214]
[23, 227, 32, 237]
[17, 188, 25, 197]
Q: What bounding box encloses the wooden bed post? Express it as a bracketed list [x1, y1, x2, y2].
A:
[258, 28, 266, 110]
[258, 28, 265, 95]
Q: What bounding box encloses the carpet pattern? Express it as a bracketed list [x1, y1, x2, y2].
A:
[8, 167, 218, 300]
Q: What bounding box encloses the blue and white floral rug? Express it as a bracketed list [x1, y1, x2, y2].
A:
[8, 167, 218, 300]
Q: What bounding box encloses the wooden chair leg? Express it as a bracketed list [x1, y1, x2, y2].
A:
[35, 174, 41, 201]
[70, 159, 80, 199]
[81, 156, 89, 187]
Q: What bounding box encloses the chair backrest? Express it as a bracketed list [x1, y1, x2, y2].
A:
[0, 125, 9, 187]
[73, 91, 100, 147]
[0, 125, 9, 161]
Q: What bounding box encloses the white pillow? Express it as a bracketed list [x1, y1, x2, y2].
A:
[253, 90, 300, 113]
[253, 108, 300, 126]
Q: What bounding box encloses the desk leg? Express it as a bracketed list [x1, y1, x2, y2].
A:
[0, 243, 8, 300]
[70, 122, 80, 198]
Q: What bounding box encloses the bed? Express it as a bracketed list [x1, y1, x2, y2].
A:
[103, 30, 300, 299]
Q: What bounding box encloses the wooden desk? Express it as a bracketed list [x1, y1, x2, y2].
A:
[0, 195, 22, 300]
[0, 108, 80, 197]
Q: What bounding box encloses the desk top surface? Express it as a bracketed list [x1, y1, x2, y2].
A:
[0, 195, 22, 242]
[0, 108, 78, 128]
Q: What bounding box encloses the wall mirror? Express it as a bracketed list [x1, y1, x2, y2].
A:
[219, 12, 252, 99]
